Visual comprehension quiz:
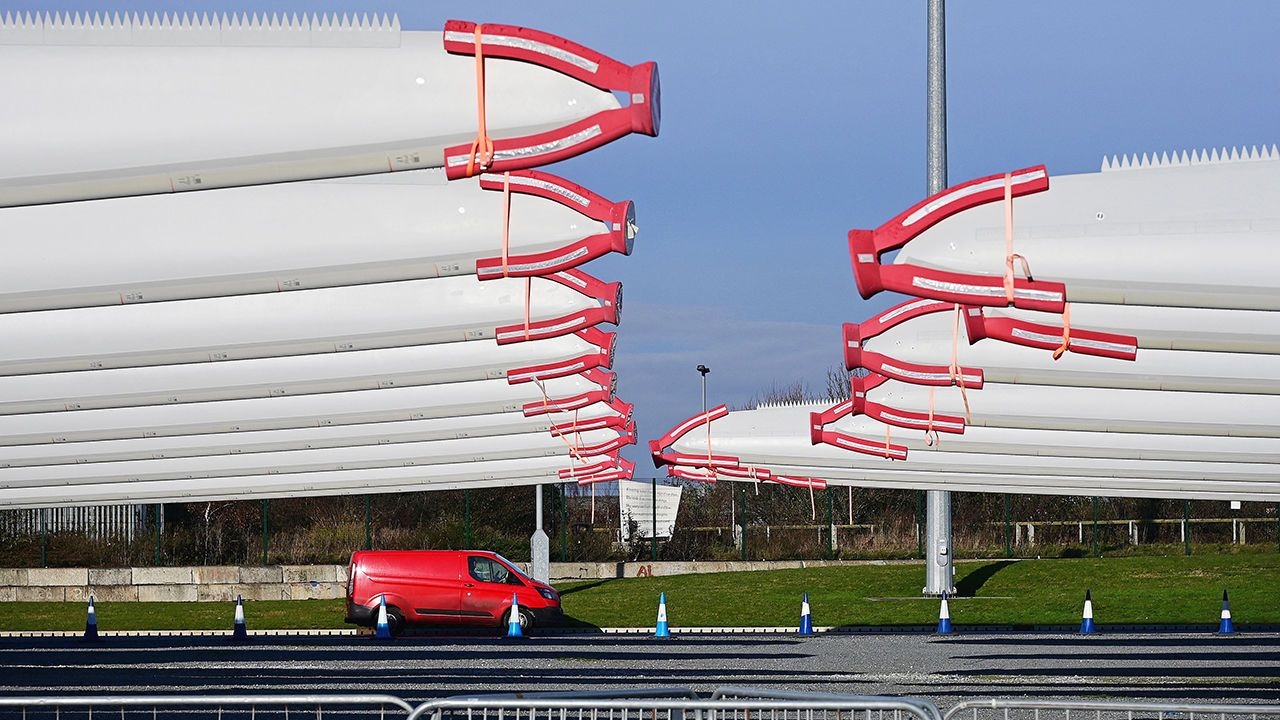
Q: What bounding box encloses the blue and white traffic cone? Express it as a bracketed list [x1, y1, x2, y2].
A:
[374, 593, 392, 639]
[1218, 590, 1235, 635]
[82, 594, 99, 641]
[936, 592, 952, 634]
[654, 592, 670, 638]
[798, 592, 814, 636]
[1079, 590, 1096, 634]
[232, 594, 248, 640]
[505, 592, 524, 638]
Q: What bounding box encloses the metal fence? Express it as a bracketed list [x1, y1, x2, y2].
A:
[0, 694, 414, 720]
[2, 505, 150, 542]
[945, 699, 1280, 720]
[6, 692, 1280, 720]
[406, 688, 943, 720]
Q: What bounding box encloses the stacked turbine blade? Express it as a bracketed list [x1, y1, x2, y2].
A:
[0, 12, 657, 509]
[0, 13, 658, 206]
[652, 148, 1280, 502]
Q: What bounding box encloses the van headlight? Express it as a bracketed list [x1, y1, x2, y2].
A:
[537, 587, 558, 601]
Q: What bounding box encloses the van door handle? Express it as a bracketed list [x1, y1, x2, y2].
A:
[463, 583, 475, 588]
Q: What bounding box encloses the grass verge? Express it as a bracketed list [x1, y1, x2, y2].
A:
[2, 555, 1277, 632]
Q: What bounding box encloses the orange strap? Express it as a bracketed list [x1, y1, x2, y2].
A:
[706, 415, 716, 481]
[465, 25, 495, 177]
[535, 378, 584, 460]
[1003, 173, 1034, 303]
[884, 424, 892, 457]
[499, 173, 532, 341]
[1052, 302, 1071, 360]
[924, 387, 940, 447]
[500, 172, 511, 275]
[950, 304, 973, 423]
[524, 278, 532, 341]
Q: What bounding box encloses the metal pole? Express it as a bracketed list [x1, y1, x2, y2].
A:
[927, 0, 948, 194]
[916, 491, 925, 559]
[464, 490, 472, 548]
[923, 0, 953, 597]
[651, 476, 658, 561]
[1004, 495, 1012, 558]
[364, 495, 372, 550]
[40, 507, 47, 568]
[739, 484, 747, 561]
[1184, 500, 1192, 556]
[260, 499, 268, 566]
[826, 488, 835, 560]
[560, 484, 568, 562]
[698, 365, 710, 419]
[154, 503, 163, 565]
[531, 485, 549, 583]
[1092, 496, 1099, 557]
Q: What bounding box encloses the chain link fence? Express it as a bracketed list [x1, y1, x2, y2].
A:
[2, 483, 1277, 567]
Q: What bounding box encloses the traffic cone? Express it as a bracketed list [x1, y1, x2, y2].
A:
[82, 594, 99, 641]
[374, 594, 392, 639]
[232, 595, 248, 640]
[1218, 590, 1235, 635]
[505, 592, 524, 638]
[798, 592, 814, 636]
[654, 591, 670, 638]
[936, 592, 952, 634]
[1079, 590, 1096, 634]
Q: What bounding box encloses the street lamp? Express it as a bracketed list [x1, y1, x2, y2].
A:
[696, 364, 710, 415]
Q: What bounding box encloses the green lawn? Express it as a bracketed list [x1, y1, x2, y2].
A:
[559, 555, 1280, 627]
[2, 555, 1276, 632]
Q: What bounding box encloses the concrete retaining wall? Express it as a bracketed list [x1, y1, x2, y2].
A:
[556, 559, 904, 580]
[0, 559, 905, 601]
[0, 565, 348, 602]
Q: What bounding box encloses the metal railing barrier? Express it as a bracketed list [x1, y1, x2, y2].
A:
[0, 694, 415, 720]
[408, 687, 944, 720]
[945, 699, 1280, 720]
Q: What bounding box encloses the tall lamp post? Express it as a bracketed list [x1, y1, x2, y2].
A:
[696, 365, 710, 415]
[696, 364, 730, 550]
[923, 0, 955, 596]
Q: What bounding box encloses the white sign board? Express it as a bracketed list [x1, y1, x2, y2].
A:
[618, 480, 682, 542]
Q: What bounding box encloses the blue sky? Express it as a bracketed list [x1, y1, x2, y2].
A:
[11, 2, 1280, 473]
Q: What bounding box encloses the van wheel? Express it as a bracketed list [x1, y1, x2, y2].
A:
[504, 607, 533, 634]
[385, 607, 405, 637]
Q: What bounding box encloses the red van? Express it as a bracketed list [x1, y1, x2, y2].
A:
[344, 550, 562, 635]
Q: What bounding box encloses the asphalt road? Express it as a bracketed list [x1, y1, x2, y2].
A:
[2, 631, 1278, 709]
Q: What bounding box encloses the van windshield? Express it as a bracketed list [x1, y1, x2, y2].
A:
[494, 554, 532, 581]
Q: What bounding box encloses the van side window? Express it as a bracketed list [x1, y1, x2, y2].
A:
[468, 556, 511, 585]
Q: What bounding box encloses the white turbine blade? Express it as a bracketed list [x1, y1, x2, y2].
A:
[0, 172, 635, 312]
[0, 453, 619, 508]
[0, 273, 619, 375]
[720, 462, 1280, 503]
[895, 157, 1280, 310]
[0, 427, 629, 488]
[874, 378, 1280, 437]
[0, 399, 629, 467]
[826, 414, 1280, 464]
[862, 306, 1280, 394]
[0, 373, 616, 446]
[656, 403, 1280, 501]
[0, 16, 657, 205]
[0, 329, 613, 415]
[986, 303, 1280, 354]
[676, 430, 1280, 485]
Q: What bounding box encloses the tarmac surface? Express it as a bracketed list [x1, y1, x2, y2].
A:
[2, 630, 1278, 709]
